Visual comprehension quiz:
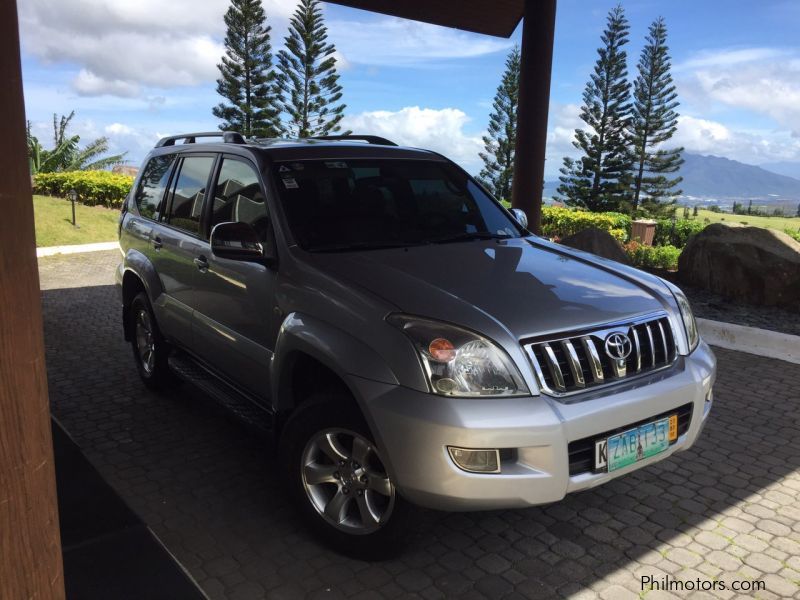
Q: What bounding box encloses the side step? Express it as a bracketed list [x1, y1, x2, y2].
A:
[168, 351, 274, 434]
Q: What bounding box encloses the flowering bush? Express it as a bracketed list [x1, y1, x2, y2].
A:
[624, 240, 681, 270]
[33, 170, 134, 208]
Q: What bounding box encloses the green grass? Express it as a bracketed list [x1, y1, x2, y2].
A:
[694, 208, 800, 235]
[33, 195, 119, 247]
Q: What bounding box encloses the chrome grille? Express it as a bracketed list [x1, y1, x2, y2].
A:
[524, 313, 677, 397]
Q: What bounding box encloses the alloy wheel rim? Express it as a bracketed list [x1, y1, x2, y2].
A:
[134, 309, 155, 374]
[301, 428, 395, 534]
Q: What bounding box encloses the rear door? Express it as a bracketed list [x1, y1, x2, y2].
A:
[190, 155, 276, 400]
[149, 153, 216, 347]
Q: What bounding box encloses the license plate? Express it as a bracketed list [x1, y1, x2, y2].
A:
[595, 415, 677, 472]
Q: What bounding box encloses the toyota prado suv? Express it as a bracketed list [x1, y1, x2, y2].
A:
[116, 132, 716, 553]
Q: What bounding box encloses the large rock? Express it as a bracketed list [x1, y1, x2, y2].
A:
[561, 227, 630, 264]
[678, 223, 800, 311]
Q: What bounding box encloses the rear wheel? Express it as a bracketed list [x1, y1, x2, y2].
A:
[281, 396, 411, 556]
[129, 292, 173, 390]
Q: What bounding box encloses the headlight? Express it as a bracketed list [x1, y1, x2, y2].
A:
[388, 315, 529, 397]
[664, 281, 699, 353]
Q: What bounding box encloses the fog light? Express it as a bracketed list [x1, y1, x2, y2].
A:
[448, 447, 500, 473]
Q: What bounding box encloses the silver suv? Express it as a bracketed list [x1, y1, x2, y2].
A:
[116, 132, 716, 554]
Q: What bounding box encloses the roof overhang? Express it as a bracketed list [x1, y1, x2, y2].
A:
[325, 0, 525, 38]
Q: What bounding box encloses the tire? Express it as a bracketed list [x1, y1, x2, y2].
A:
[128, 291, 174, 390]
[280, 395, 412, 557]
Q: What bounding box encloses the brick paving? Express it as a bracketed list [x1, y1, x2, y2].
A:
[40, 250, 800, 599]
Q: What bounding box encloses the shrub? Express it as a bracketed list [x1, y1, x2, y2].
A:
[785, 228, 800, 242]
[652, 218, 705, 248]
[541, 206, 631, 242]
[33, 170, 134, 208]
[624, 241, 681, 270]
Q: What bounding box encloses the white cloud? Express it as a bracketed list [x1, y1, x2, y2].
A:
[328, 18, 512, 67]
[673, 115, 800, 164]
[18, 0, 293, 97]
[341, 106, 484, 172]
[678, 47, 800, 136]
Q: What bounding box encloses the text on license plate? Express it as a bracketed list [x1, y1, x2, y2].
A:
[594, 414, 678, 472]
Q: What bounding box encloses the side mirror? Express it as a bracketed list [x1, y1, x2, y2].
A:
[510, 208, 529, 230]
[210, 221, 276, 266]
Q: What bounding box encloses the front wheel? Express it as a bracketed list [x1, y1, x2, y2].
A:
[281, 397, 411, 556]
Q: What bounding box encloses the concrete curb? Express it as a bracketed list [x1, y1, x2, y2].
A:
[698, 317, 800, 364]
[37, 241, 118, 257]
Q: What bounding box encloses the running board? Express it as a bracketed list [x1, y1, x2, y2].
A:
[168, 352, 274, 434]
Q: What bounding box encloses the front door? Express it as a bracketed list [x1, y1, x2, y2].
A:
[190, 156, 277, 401]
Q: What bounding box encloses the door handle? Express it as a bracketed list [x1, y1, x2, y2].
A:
[152, 236, 163, 250]
[193, 256, 209, 272]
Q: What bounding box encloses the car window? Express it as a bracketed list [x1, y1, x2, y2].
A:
[210, 158, 269, 240]
[134, 154, 175, 220]
[165, 156, 215, 236]
[271, 159, 521, 251]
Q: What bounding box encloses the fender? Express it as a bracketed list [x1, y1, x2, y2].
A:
[122, 248, 163, 306]
[270, 312, 399, 413]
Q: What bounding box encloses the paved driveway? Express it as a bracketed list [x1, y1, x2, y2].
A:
[40, 250, 800, 599]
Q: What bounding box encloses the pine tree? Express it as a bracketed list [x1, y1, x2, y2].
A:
[478, 46, 520, 202]
[277, 0, 348, 137]
[213, 0, 282, 138]
[629, 17, 683, 215]
[557, 4, 632, 212]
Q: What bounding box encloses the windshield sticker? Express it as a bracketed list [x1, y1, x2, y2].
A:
[278, 165, 291, 173]
[324, 161, 348, 169]
[282, 178, 299, 189]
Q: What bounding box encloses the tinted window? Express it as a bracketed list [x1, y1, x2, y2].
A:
[165, 156, 214, 236]
[210, 159, 269, 240]
[272, 159, 521, 251]
[134, 154, 174, 220]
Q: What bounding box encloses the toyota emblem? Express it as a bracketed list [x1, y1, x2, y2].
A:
[604, 332, 632, 360]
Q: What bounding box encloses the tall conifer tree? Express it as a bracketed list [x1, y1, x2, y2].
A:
[629, 17, 683, 214]
[213, 0, 282, 137]
[557, 5, 632, 211]
[478, 46, 520, 202]
[276, 0, 347, 137]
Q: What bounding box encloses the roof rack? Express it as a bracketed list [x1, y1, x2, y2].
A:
[309, 134, 398, 147]
[155, 131, 246, 148]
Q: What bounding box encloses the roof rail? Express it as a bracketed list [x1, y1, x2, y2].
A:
[309, 134, 398, 146]
[155, 131, 246, 148]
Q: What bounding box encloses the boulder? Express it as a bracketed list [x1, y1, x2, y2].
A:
[678, 223, 800, 312]
[561, 227, 630, 264]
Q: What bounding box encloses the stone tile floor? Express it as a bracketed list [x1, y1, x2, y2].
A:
[40, 250, 800, 599]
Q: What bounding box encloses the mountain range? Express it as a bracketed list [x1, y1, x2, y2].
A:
[543, 153, 800, 207]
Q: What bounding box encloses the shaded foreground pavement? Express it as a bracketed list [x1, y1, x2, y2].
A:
[41, 250, 800, 599]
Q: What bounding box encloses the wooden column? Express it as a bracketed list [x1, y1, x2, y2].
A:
[0, 1, 65, 598]
[511, 0, 557, 234]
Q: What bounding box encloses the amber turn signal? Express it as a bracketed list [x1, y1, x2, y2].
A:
[428, 338, 456, 362]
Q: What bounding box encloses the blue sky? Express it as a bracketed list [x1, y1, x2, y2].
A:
[19, 0, 800, 178]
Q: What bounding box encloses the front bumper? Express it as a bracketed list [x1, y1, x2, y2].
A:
[353, 340, 716, 511]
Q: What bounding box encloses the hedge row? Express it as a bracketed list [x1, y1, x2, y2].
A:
[541, 206, 707, 249]
[541, 206, 631, 242]
[33, 170, 134, 208]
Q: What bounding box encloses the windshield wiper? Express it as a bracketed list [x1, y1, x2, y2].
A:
[431, 231, 513, 244]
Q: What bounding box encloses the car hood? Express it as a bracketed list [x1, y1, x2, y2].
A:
[307, 238, 668, 339]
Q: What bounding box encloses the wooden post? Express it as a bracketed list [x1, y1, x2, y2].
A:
[511, 0, 557, 234]
[0, 1, 65, 598]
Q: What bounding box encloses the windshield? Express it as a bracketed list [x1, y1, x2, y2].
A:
[271, 159, 522, 251]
